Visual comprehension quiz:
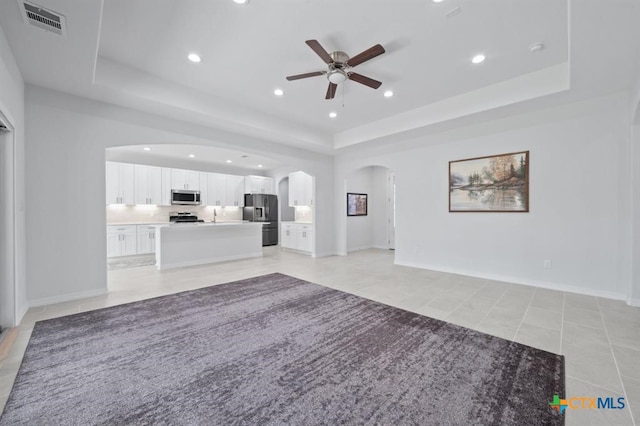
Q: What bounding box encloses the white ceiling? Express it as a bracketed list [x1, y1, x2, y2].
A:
[1, 0, 640, 161]
[109, 144, 280, 172]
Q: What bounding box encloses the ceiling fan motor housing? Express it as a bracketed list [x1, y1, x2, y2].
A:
[330, 51, 349, 67]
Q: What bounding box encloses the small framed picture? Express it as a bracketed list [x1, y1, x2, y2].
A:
[347, 193, 368, 216]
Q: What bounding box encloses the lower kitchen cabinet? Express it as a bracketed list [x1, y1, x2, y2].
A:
[136, 225, 156, 254]
[281, 223, 313, 254]
[106, 225, 137, 257]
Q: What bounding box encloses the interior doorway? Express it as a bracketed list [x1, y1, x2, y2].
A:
[279, 177, 295, 222]
[387, 171, 396, 250]
[345, 165, 395, 253]
[0, 110, 16, 330]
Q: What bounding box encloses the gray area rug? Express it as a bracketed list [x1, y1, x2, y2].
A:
[1, 273, 564, 425]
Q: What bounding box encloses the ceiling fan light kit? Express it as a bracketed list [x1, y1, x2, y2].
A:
[286, 39, 386, 100]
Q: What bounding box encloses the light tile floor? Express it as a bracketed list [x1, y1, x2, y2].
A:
[1, 248, 639, 425]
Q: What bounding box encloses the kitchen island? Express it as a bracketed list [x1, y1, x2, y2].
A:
[154, 222, 265, 270]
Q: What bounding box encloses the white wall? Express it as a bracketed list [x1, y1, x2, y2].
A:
[25, 86, 334, 305]
[0, 26, 26, 325]
[345, 166, 390, 252]
[371, 167, 390, 249]
[335, 93, 633, 301]
[346, 167, 373, 252]
[631, 122, 640, 305]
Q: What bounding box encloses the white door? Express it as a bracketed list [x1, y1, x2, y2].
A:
[387, 172, 396, 250]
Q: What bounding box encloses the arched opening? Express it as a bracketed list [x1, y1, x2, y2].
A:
[345, 165, 395, 255]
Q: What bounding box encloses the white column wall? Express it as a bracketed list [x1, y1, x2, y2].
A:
[335, 93, 633, 301]
[0, 26, 26, 325]
[25, 86, 334, 304]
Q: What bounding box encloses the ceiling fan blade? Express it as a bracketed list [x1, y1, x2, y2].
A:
[346, 44, 385, 67]
[348, 72, 382, 89]
[286, 71, 324, 81]
[306, 39, 334, 64]
[325, 82, 337, 100]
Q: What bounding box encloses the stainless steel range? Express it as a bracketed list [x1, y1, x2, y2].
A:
[169, 212, 204, 223]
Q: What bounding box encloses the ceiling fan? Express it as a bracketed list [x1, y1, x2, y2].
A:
[286, 40, 386, 100]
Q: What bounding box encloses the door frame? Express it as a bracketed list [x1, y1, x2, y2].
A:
[0, 108, 17, 328]
[387, 171, 396, 250]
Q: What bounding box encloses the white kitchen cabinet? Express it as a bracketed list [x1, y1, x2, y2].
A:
[106, 225, 137, 257]
[244, 175, 274, 194]
[298, 225, 313, 252]
[199, 172, 209, 206]
[226, 175, 245, 207]
[105, 162, 135, 205]
[205, 173, 227, 206]
[289, 171, 313, 207]
[171, 168, 200, 190]
[136, 225, 156, 254]
[134, 165, 162, 205]
[161, 168, 172, 206]
[281, 223, 313, 254]
[281, 224, 295, 249]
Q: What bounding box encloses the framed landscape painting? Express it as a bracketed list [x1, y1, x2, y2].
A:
[449, 151, 529, 212]
[347, 193, 368, 216]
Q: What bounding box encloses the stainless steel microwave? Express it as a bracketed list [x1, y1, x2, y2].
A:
[171, 189, 201, 205]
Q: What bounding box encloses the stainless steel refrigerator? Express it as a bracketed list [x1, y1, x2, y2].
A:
[243, 194, 278, 246]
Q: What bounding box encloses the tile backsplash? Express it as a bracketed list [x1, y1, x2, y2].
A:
[107, 205, 242, 224]
[294, 206, 313, 223]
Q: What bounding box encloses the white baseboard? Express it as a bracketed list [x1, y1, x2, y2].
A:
[312, 251, 338, 258]
[395, 260, 627, 303]
[158, 252, 262, 270]
[347, 245, 374, 253]
[29, 287, 109, 308]
[628, 298, 640, 307]
[15, 302, 29, 326]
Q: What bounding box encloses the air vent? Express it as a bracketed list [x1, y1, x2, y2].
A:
[19, 1, 67, 37]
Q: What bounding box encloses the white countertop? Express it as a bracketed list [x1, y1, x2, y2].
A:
[156, 221, 268, 228]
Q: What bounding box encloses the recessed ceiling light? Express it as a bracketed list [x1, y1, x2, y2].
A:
[274, 88, 284, 96]
[383, 90, 394, 98]
[329, 112, 337, 118]
[433, 0, 444, 3]
[529, 43, 545, 53]
[257, 164, 263, 168]
[232, 0, 249, 4]
[143, 147, 151, 151]
[226, 160, 232, 163]
[188, 53, 201, 63]
[189, 154, 195, 158]
[472, 54, 486, 64]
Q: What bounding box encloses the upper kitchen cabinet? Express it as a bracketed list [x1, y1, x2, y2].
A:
[134, 165, 162, 205]
[205, 173, 227, 206]
[171, 168, 200, 190]
[289, 171, 313, 207]
[226, 175, 245, 207]
[161, 168, 172, 206]
[106, 161, 134, 205]
[244, 175, 275, 195]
